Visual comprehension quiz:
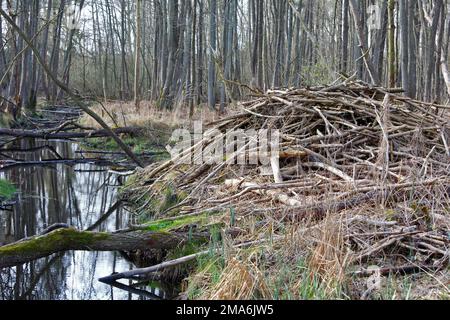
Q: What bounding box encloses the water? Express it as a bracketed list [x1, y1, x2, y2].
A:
[0, 138, 175, 300]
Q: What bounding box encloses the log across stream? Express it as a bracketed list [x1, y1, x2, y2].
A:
[0, 138, 178, 300]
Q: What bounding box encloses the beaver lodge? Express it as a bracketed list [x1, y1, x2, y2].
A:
[1, 79, 449, 300]
[116, 79, 449, 300]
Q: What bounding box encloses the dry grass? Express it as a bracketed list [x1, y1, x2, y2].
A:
[81, 100, 234, 129]
[307, 214, 350, 297]
[206, 257, 273, 300]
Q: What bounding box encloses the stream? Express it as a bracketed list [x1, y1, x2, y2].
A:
[0, 138, 177, 300]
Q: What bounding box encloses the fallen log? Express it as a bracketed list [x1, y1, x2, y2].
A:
[0, 227, 206, 269]
[0, 127, 143, 140]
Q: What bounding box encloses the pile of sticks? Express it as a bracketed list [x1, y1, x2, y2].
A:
[133, 79, 450, 275]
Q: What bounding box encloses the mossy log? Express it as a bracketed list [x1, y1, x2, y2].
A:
[0, 228, 205, 269]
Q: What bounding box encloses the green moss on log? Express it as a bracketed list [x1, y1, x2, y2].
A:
[0, 228, 110, 257]
[144, 214, 209, 232]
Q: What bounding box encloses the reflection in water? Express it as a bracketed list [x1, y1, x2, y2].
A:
[0, 139, 174, 300]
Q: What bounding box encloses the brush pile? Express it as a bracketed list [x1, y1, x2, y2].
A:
[130, 79, 450, 298]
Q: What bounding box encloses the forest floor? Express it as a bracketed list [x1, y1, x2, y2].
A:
[115, 81, 450, 300]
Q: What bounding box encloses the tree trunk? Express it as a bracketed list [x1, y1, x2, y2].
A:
[408, 0, 417, 98]
[439, 13, 450, 98]
[134, 0, 142, 111]
[208, 0, 217, 110]
[161, 0, 179, 109]
[196, 0, 204, 105]
[388, 0, 396, 88]
[272, 1, 286, 88]
[349, 0, 380, 84]
[424, 0, 443, 101]
[341, 0, 349, 74]
[399, 0, 410, 95]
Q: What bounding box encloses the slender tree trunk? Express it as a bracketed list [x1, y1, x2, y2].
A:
[341, 0, 349, 74]
[349, 0, 380, 84]
[196, 0, 204, 104]
[272, 1, 286, 88]
[134, 0, 142, 111]
[161, 0, 179, 109]
[439, 8, 450, 98]
[408, 0, 417, 98]
[425, 0, 443, 101]
[208, 0, 217, 110]
[388, 0, 396, 88]
[399, 0, 410, 95]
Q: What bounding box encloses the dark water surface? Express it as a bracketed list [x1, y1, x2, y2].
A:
[0, 139, 172, 300]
